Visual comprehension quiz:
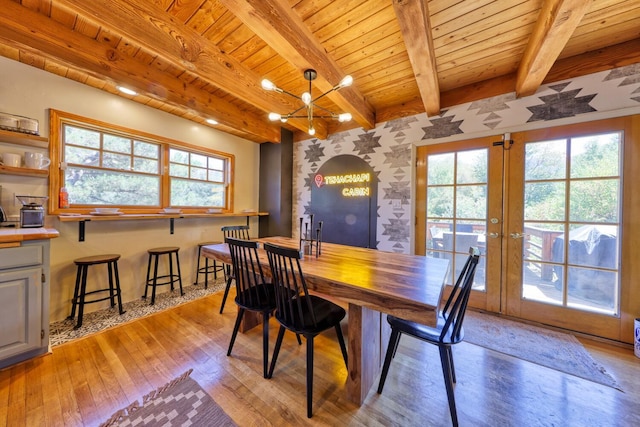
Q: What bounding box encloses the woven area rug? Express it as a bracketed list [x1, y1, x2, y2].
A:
[50, 279, 226, 346]
[100, 369, 236, 427]
[463, 310, 620, 389]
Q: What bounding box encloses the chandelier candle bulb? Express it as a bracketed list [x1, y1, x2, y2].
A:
[261, 79, 277, 91]
[338, 75, 353, 88]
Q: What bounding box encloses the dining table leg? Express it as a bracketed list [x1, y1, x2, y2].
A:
[345, 303, 384, 405]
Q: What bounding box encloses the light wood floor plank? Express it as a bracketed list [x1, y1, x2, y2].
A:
[52, 344, 83, 426]
[0, 367, 10, 424]
[1, 290, 639, 426]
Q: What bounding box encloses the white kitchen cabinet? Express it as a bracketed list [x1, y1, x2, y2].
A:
[0, 239, 50, 368]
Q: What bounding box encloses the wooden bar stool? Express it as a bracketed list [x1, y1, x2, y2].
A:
[143, 246, 183, 305]
[194, 241, 224, 288]
[68, 254, 124, 329]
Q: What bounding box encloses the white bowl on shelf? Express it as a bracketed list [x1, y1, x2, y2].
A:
[93, 208, 120, 214]
[161, 208, 182, 214]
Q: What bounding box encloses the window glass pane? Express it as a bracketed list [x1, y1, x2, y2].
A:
[191, 153, 207, 168]
[134, 140, 159, 159]
[133, 158, 159, 174]
[65, 167, 160, 205]
[456, 184, 486, 219]
[565, 225, 618, 269]
[65, 146, 99, 166]
[104, 134, 131, 154]
[65, 126, 100, 148]
[569, 179, 619, 222]
[170, 148, 189, 164]
[427, 153, 454, 185]
[456, 149, 487, 184]
[208, 170, 224, 182]
[570, 133, 620, 179]
[567, 267, 617, 312]
[170, 178, 225, 207]
[103, 152, 132, 170]
[524, 182, 565, 221]
[522, 261, 563, 306]
[209, 157, 224, 170]
[170, 163, 189, 178]
[525, 222, 565, 264]
[191, 166, 207, 180]
[427, 186, 453, 218]
[525, 139, 566, 181]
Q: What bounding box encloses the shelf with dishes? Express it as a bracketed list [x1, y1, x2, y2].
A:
[0, 129, 49, 177]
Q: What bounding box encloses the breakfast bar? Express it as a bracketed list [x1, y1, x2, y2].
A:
[202, 236, 450, 405]
[57, 211, 268, 241]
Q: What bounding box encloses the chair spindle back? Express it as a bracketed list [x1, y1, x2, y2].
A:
[264, 243, 317, 329]
[222, 225, 250, 240]
[440, 246, 480, 342]
[225, 237, 270, 307]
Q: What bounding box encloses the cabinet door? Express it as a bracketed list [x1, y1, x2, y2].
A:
[0, 267, 42, 360]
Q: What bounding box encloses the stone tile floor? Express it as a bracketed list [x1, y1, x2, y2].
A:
[50, 278, 226, 347]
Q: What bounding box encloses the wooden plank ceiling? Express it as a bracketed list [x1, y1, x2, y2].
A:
[0, 0, 639, 143]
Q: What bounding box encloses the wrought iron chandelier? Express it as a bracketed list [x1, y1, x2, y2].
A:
[261, 69, 353, 136]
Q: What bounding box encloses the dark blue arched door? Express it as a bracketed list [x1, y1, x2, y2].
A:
[310, 155, 377, 248]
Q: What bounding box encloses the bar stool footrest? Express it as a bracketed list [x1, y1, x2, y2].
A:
[72, 288, 121, 306]
[145, 274, 183, 288]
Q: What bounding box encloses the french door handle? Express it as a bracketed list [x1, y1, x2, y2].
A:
[510, 232, 525, 239]
[487, 232, 500, 238]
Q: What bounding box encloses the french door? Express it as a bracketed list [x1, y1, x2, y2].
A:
[416, 136, 503, 312]
[417, 117, 640, 342]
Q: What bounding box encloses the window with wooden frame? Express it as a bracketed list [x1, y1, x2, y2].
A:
[48, 110, 234, 214]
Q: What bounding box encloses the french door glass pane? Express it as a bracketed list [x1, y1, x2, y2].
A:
[521, 133, 621, 315]
[426, 149, 488, 290]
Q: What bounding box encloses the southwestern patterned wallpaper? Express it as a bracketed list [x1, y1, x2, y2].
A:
[293, 64, 640, 254]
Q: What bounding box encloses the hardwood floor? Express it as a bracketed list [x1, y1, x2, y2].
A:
[1, 290, 639, 426]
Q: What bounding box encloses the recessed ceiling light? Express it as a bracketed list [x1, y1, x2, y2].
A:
[206, 118, 218, 125]
[117, 86, 137, 96]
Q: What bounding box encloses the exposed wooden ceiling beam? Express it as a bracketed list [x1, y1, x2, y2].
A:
[217, 0, 376, 134]
[0, 1, 280, 143]
[516, 0, 591, 97]
[55, 0, 315, 138]
[392, 0, 440, 117]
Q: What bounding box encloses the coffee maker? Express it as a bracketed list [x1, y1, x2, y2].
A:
[16, 195, 47, 228]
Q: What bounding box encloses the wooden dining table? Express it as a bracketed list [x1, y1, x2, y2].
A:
[202, 236, 450, 405]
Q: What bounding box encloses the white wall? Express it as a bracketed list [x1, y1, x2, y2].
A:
[0, 56, 262, 321]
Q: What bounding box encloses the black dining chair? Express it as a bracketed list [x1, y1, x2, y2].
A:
[219, 225, 250, 313]
[225, 237, 274, 378]
[264, 242, 348, 418]
[376, 247, 480, 427]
